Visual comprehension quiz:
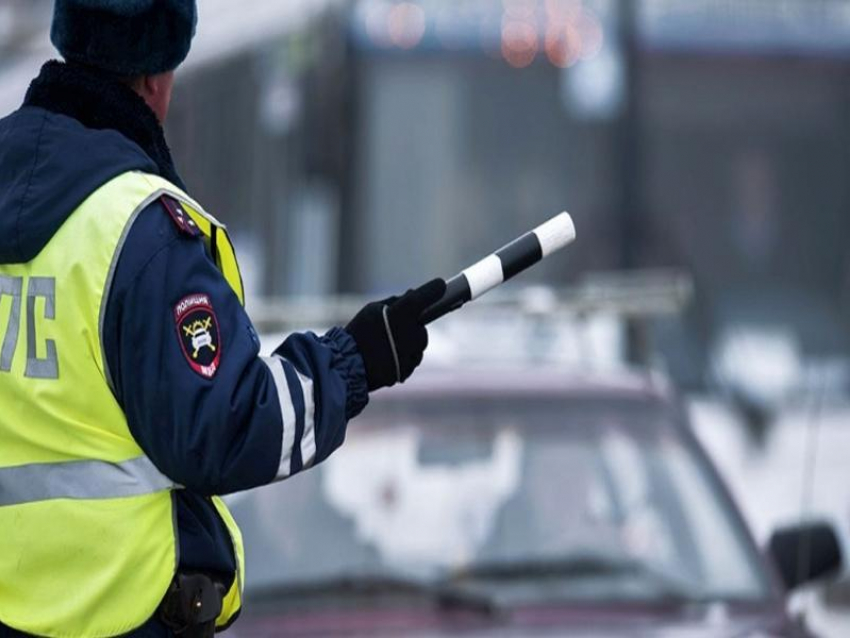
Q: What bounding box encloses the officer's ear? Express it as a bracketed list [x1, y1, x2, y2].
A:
[132, 71, 176, 125]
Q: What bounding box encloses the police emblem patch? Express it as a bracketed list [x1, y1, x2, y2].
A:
[174, 294, 221, 378]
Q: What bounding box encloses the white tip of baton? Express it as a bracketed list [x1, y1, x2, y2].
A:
[533, 212, 576, 257]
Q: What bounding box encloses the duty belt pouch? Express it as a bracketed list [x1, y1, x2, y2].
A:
[158, 573, 225, 637]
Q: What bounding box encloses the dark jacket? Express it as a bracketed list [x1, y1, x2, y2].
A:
[0, 61, 369, 636]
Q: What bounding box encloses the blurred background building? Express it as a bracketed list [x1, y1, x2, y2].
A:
[7, 0, 849, 394]
[3, 0, 850, 634]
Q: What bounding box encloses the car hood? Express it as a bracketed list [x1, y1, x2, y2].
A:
[232, 602, 806, 638]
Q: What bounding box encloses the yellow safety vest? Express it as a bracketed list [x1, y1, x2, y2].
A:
[0, 171, 245, 637]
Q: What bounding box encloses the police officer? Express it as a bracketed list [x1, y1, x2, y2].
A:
[0, 1, 445, 636]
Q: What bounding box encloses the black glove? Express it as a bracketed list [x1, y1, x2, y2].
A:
[346, 279, 446, 392]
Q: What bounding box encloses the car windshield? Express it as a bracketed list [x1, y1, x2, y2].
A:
[230, 392, 771, 605]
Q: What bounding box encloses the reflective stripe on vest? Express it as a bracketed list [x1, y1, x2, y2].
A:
[0, 456, 175, 507]
[0, 171, 244, 637]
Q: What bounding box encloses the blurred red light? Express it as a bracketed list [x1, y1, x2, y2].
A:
[388, 2, 426, 50]
[544, 20, 581, 68]
[501, 19, 539, 68]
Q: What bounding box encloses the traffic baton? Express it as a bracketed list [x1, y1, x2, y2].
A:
[420, 212, 576, 324]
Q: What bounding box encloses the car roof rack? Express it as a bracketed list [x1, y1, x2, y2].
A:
[248, 269, 694, 334]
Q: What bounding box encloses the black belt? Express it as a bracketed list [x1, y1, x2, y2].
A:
[157, 572, 226, 638]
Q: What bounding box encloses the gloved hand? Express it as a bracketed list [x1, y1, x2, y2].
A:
[345, 279, 446, 392]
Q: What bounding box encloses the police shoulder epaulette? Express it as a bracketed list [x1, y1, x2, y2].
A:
[159, 194, 201, 237]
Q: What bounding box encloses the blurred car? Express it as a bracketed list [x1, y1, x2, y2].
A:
[227, 366, 840, 637]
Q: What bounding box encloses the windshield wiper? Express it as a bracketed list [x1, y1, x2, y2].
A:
[250, 573, 500, 616]
[445, 555, 703, 602]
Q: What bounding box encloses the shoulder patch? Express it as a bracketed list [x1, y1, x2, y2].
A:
[160, 195, 201, 237]
[174, 294, 221, 379]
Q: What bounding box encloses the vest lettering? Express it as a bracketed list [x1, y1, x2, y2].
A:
[25, 277, 58, 380]
[0, 275, 57, 378]
[0, 275, 22, 372]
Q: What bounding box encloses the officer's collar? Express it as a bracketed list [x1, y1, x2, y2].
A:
[24, 60, 186, 191]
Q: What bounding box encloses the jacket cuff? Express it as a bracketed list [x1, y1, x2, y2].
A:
[322, 327, 370, 419]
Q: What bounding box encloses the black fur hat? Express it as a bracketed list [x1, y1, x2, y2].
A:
[51, 0, 198, 76]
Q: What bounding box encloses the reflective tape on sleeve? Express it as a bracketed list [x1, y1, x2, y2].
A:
[262, 355, 297, 479]
[296, 370, 316, 469]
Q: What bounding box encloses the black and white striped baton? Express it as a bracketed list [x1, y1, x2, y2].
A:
[420, 212, 576, 324]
